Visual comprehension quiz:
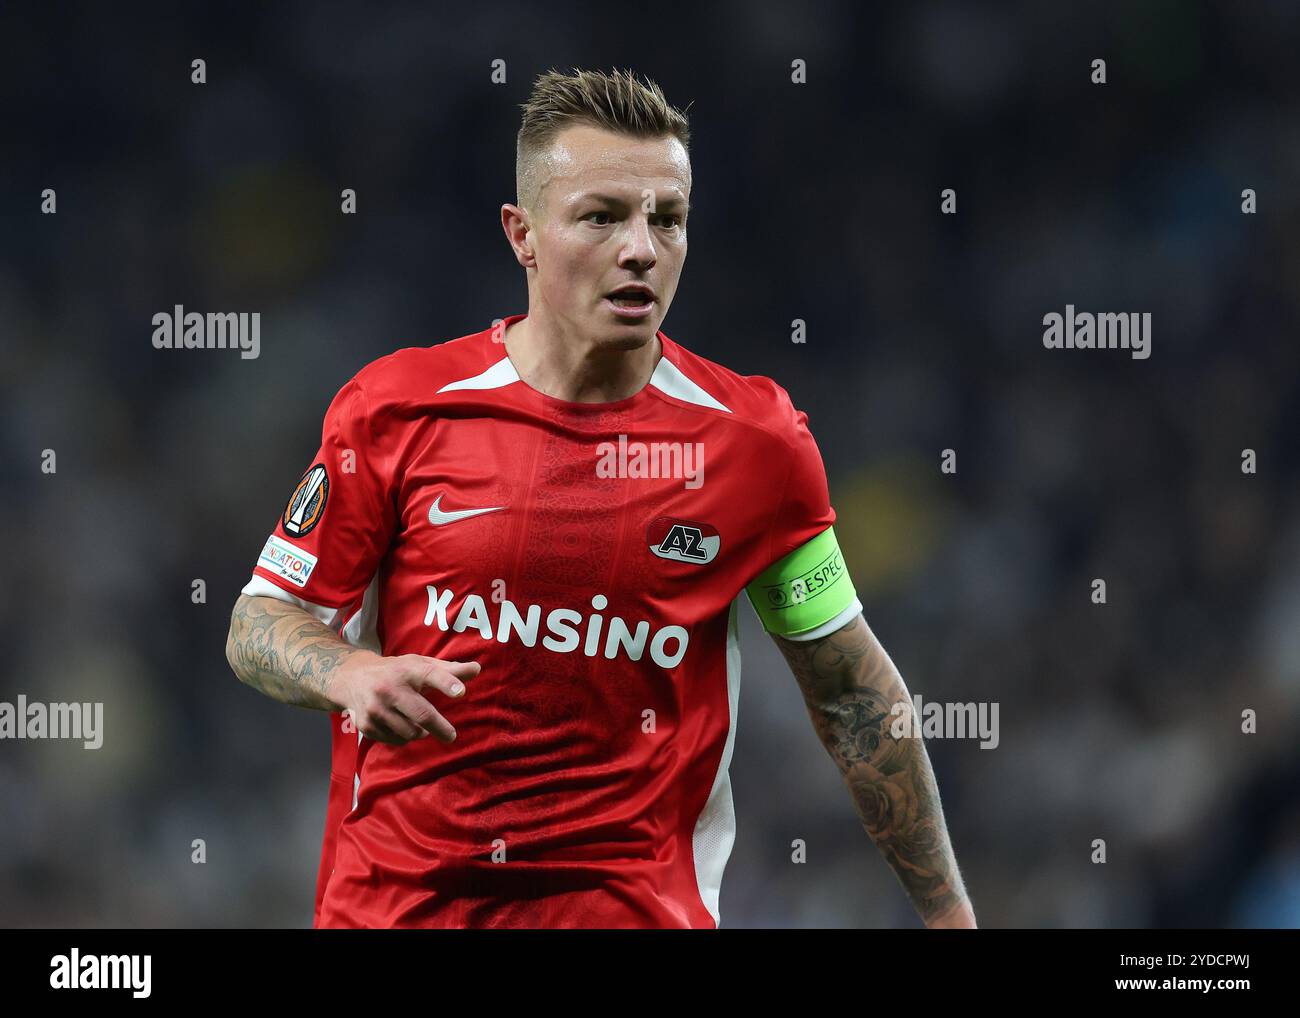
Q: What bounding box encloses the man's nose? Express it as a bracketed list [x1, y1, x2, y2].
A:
[619, 215, 657, 267]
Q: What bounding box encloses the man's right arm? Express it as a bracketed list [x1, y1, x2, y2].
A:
[225, 591, 367, 712]
[225, 592, 479, 744]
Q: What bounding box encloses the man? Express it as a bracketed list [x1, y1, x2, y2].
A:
[226, 66, 976, 929]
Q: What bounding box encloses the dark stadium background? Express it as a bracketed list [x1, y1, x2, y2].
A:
[1, 1, 1297, 928]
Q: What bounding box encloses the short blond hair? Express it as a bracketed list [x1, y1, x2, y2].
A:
[516, 67, 691, 215]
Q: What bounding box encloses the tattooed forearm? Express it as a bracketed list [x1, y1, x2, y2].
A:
[225, 593, 367, 710]
[774, 615, 971, 925]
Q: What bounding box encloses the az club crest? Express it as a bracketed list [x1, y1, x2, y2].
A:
[647, 516, 720, 564]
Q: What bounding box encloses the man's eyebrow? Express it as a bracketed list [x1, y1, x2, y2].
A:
[578, 192, 690, 212]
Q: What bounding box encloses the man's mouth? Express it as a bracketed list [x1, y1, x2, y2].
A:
[605, 284, 656, 308]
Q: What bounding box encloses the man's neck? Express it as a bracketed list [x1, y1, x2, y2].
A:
[503, 312, 662, 404]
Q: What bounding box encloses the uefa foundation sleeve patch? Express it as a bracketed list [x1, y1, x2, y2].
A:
[744, 525, 858, 638]
[257, 534, 320, 588]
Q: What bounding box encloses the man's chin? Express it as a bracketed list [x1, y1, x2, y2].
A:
[593, 312, 659, 346]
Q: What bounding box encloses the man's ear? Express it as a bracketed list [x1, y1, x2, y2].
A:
[501, 203, 536, 268]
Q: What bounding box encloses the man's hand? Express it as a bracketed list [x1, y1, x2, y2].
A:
[226, 593, 480, 745]
[326, 652, 481, 745]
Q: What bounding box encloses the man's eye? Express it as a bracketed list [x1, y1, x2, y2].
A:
[657, 216, 681, 228]
[585, 212, 612, 225]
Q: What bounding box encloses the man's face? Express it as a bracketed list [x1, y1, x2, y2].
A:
[515, 123, 690, 348]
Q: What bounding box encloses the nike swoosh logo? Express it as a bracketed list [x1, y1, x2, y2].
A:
[428, 494, 506, 526]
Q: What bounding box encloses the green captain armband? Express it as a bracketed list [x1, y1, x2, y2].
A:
[744, 525, 862, 640]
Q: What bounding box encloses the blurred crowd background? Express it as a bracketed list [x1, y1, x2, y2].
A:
[2, 1, 1297, 927]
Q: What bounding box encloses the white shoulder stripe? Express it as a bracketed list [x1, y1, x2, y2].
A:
[435, 356, 521, 393]
[437, 353, 732, 413]
[648, 357, 731, 413]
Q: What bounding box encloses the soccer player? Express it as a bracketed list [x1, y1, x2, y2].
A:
[225, 67, 976, 930]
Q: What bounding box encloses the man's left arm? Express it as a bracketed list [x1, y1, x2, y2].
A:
[771, 613, 977, 929]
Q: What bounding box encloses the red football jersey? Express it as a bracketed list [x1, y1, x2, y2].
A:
[241, 313, 861, 928]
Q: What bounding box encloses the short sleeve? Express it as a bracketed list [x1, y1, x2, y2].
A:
[744, 402, 862, 640]
[241, 376, 398, 625]
[766, 405, 836, 565]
